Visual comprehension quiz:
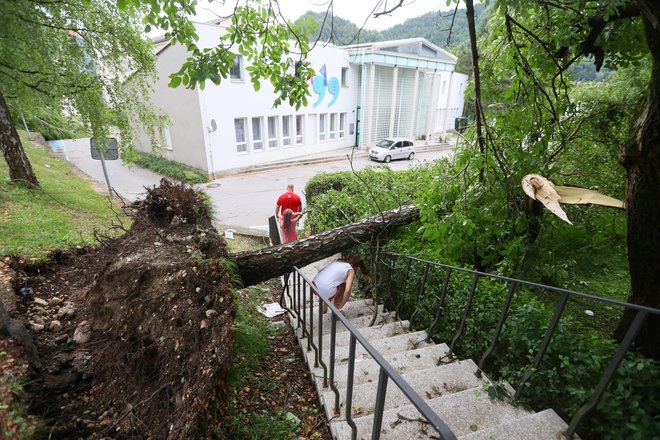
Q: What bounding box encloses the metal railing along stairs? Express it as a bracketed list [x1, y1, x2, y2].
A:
[279, 255, 659, 440]
[280, 264, 558, 439]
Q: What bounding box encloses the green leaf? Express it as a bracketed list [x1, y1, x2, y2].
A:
[169, 75, 182, 88]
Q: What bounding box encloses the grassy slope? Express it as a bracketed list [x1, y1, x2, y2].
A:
[0, 134, 127, 259]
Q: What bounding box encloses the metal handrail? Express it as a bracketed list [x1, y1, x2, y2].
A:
[380, 252, 660, 438]
[282, 266, 458, 440]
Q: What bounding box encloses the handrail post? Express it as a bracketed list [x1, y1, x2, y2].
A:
[310, 285, 317, 366]
[303, 282, 310, 350]
[318, 294, 328, 387]
[371, 367, 389, 440]
[395, 258, 414, 319]
[409, 262, 431, 330]
[294, 272, 300, 329]
[448, 273, 480, 357]
[515, 292, 569, 399]
[477, 281, 517, 375]
[330, 313, 340, 414]
[426, 267, 453, 343]
[566, 310, 648, 438]
[345, 335, 358, 440]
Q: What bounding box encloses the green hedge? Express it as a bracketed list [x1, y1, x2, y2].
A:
[132, 152, 208, 184]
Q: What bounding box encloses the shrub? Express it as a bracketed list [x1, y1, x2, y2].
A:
[132, 152, 208, 184]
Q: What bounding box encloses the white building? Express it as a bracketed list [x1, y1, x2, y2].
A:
[348, 39, 467, 146]
[134, 22, 466, 176]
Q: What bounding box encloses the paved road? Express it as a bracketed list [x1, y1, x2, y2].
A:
[60, 138, 452, 229]
[61, 138, 163, 199]
[205, 149, 452, 229]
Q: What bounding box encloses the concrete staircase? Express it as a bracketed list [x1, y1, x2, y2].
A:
[285, 259, 571, 440]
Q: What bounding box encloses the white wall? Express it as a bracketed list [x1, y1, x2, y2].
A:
[195, 23, 358, 175]
[133, 43, 208, 172]
[434, 71, 468, 135]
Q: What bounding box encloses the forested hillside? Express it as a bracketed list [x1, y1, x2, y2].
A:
[295, 4, 488, 49]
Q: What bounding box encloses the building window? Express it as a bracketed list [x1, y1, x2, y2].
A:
[267, 116, 278, 148]
[161, 126, 173, 150]
[251, 117, 263, 150]
[319, 114, 326, 141]
[234, 118, 247, 153]
[341, 67, 348, 87]
[339, 113, 346, 139]
[295, 115, 304, 144]
[282, 115, 291, 146]
[230, 55, 243, 80]
[329, 113, 336, 140]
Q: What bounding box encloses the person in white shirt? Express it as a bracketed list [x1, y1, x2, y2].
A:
[312, 255, 371, 313]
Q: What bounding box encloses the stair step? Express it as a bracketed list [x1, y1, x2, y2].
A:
[290, 299, 380, 327]
[306, 330, 432, 369]
[333, 387, 532, 440]
[303, 320, 411, 350]
[316, 343, 450, 393]
[303, 304, 387, 334]
[312, 310, 397, 334]
[458, 409, 568, 439]
[324, 359, 485, 420]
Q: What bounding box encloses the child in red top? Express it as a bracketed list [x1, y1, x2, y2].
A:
[279, 209, 302, 243]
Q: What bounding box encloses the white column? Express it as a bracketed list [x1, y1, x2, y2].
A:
[409, 69, 420, 139]
[365, 64, 376, 146]
[425, 70, 439, 144]
[441, 71, 454, 142]
[389, 66, 399, 137]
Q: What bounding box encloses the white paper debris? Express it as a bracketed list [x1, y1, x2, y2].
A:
[257, 302, 286, 318]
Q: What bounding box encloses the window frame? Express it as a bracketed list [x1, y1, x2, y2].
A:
[267, 116, 278, 149]
[339, 113, 346, 139]
[229, 55, 243, 81]
[341, 67, 348, 87]
[295, 115, 304, 145]
[282, 115, 292, 146]
[319, 113, 326, 142]
[329, 113, 337, 140]
[251, 117, 263, 151]
[234, 118, 248, 153]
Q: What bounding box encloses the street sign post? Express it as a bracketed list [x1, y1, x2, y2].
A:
[90, 138, 118, 196]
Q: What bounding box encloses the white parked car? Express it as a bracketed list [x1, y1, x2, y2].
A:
[368, 137, 416, 163]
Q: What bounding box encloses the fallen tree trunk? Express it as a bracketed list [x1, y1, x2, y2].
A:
[232, 205, 420, 287]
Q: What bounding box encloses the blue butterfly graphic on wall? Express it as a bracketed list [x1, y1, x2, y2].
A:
[312, 64, 340, 108]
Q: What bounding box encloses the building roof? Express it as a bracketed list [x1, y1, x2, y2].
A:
[344, 37, 457, 71]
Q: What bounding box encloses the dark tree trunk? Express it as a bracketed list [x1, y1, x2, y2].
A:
[0, 89, 39, 188]
[465, 0, 486, 182]
[615, 0, 660, 359]
[232, 205, 420, 287]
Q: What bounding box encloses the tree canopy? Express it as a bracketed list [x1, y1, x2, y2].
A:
[0, 0, 162, 186]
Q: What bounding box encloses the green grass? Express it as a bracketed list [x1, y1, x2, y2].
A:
[132, 151, 208, 184]
[0, 134, 128, 259]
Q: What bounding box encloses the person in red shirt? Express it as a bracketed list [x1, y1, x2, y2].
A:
[275, 184, 302, 219]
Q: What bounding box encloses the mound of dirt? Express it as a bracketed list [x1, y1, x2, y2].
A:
[8, 180, 236, 438]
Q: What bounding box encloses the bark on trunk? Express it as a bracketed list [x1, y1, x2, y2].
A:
[465, 0, 486, 182]
[0, 89, 39, 188]
[615, 0, 660, 359]
[232, 205, 420, 287]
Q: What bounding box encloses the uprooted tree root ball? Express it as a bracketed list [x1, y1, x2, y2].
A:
[10, 179, 236, 438]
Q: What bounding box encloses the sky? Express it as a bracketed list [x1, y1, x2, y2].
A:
[193, 0, 449, 31]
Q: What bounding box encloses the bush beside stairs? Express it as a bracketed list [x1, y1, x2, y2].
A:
[285, 259, 571, 440]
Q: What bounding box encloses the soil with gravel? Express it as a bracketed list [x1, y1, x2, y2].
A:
[1, 180, 331, 439]
[6, 180, 236, 439]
